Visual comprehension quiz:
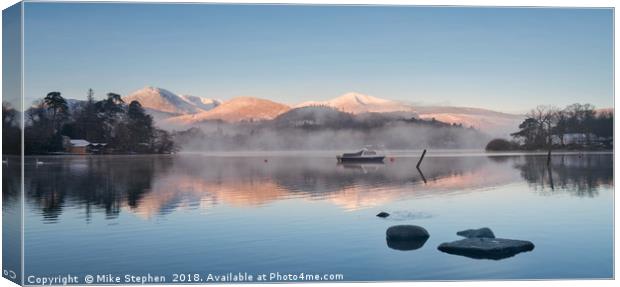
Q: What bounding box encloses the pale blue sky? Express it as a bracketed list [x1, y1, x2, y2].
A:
[22, 3, 613, 113]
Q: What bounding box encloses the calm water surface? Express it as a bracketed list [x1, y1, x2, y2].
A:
[6, 151, 613, 282]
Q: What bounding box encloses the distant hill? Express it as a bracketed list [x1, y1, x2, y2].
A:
[64, 87, 527, 136]
[296, 92, 522, 136]
[412, 106, 524, 136]
[123, 86, 220, 115]
[296, 92, 414, 114]
[273, 106, 355, 127]
[164, 96, 290, 125]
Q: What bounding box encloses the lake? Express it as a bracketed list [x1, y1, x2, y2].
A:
[4, 151, 614, 282]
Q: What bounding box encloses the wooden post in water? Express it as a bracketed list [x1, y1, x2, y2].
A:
[417, 149, 427, 169]
[417, 166, 427, 184]
[546, 148, 552, 166]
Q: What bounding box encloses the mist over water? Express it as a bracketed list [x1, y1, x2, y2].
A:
[173, 121, 490, 151]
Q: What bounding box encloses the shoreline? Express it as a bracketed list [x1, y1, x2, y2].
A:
[12, 149, 613, 158]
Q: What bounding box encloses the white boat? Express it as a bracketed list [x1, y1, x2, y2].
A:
[337, 148, 385, 163]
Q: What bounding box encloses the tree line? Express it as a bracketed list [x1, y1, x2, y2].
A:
[487, 103, 613, 151]
[20, 89, 175, 154]
[2, 102, 21, 155]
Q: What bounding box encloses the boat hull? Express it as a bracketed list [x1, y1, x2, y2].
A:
[337, 156, 385, 163]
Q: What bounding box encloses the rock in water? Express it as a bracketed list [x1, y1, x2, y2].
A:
[456, 227, 495, 238]
[386, 225, 430, 251]
[438, 238, 535, 260]
[386, 225, 430, 240]
[376, 212, 390, 218]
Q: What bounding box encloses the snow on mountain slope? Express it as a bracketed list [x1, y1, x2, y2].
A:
[127, 89, 522, 136]
[296, 92, 414, 114]
[179, 94, 221, 111]
[123, 87, 217, 115]
[294, 92, 522, 136]
[165, 97, 290, 125]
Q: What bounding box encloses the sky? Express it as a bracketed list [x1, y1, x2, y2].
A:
[20, 2, 613, 113]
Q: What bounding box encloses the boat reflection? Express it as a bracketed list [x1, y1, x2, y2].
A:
[23, 153, 612, 221]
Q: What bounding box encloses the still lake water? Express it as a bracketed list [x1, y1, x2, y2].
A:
[5, 151, 614, 282]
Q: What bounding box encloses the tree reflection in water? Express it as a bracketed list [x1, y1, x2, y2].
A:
[25, 156, 173, 222]
[512, 153, 612, 197]
[23, 153, 612, 221]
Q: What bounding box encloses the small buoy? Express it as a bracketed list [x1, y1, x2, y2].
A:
[390, 157, 395, 162]
[264, 159, 268, 163]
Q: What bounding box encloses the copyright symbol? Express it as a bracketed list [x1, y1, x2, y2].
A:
[84, 275, 94, 284]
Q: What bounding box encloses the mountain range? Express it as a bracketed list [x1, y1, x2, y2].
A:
[123, 87, 221, 122]
[122, 86, 525, 136]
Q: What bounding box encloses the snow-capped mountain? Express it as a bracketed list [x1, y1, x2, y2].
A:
[179, 94, 221, 111]
[295, 92, 523, 136]
[165, 97, 290, 125]
[123, 87, 219, 116]
[121, 88, 522, 136]
[296, 92, 415, 114]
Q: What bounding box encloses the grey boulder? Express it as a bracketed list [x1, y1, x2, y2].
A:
[386, 225, 430, 240]
[386, 225, 430, 251]
[438, 238, 535, 260]
[457, 227, 495, 238]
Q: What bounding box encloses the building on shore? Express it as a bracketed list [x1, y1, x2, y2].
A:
[67, 139, 90, 154]
[63, 138, 108, 154]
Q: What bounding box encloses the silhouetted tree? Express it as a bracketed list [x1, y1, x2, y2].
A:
[512, 103, 612, 149]
[511, 118, 540, 148]
[25, 100, 55, 153]
[69, 89, 104, 142]
[2, 102, 21, 155]
[94, 92, 126, 143]
[552, 108, 569, 146]
[152, 129, 176, 154]
[43, 91, 68, 132]
[127, 101, 154, 144]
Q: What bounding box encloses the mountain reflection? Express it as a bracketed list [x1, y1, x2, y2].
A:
[23, 153, 612, 221]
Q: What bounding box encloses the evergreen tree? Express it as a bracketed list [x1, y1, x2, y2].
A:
[127, 101, 154, 151]
[95, 92, 126, 143]
[74, 89, 104, 141]
[43, 91, 68, 132]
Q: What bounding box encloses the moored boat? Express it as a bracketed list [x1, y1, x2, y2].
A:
[337, 148, 385, 163]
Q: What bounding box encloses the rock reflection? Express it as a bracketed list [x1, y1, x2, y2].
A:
[387, 237, 429, 251]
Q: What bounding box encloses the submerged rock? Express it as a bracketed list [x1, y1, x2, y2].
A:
[386, 225, 430, 251]
[376, 212, 390, 218]
[438, 238, 535, 260]
[457, 227, 495, 238]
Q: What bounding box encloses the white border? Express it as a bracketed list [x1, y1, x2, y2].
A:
[0, 1, 617, 287]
